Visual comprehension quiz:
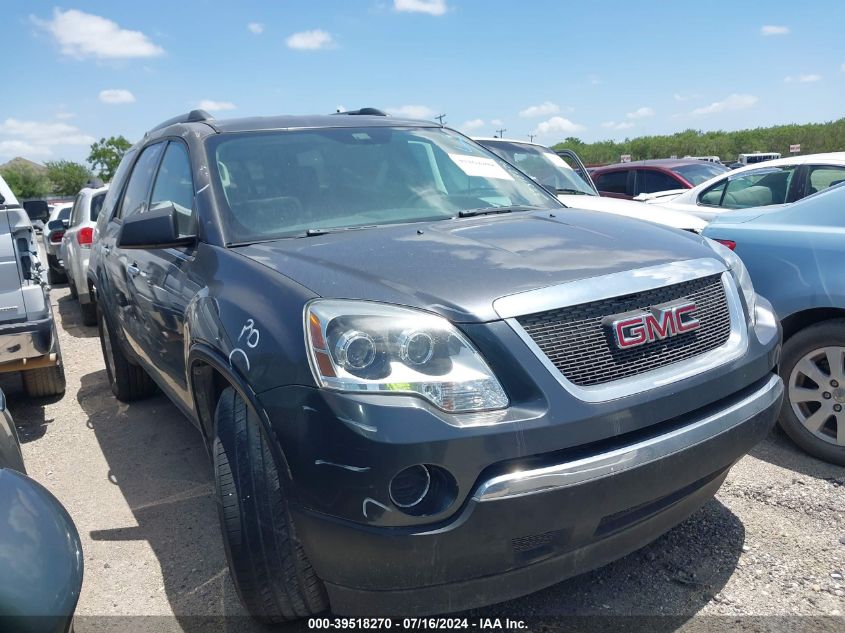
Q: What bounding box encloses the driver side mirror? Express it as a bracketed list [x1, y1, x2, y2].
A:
[118, 203, 196, 249]
[47, 219, 65, 231]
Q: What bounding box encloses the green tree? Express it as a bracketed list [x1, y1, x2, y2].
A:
[46, 160, 93, 196]
[0, 162, 51, 199]
[87, 135, 132, 181]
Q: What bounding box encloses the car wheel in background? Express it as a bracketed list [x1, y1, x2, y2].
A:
[213, 386, 328, 622]
[21, 364, 66, 397]
[80, 301, 97, 327]
[779, 319, 845, 466]
[96, 304, 157, 402]
[46, 255, 67, 285]
[67, 274, 78, 300]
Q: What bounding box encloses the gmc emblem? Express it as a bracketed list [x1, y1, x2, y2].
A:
[606, 300, 700, 349]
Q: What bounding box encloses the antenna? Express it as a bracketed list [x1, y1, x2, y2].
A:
[435, 113, 447, 125]
[495, 128, 507, 138]
[527, 133, 536, 142]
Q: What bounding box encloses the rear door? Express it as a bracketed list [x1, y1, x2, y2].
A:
[123, 140, 200, 410]
[594, 168, 632, 199]
[99, 143, 165, 355]
[635, 168, 686, 196]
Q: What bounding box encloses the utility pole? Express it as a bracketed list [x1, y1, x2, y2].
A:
[495, 128, 507, 138]
[435, 113, 447, 125]
[527, 133, 536, 142]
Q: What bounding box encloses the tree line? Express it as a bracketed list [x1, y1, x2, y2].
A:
[552, 118, 845, 165]
[0, 136, 131, 199]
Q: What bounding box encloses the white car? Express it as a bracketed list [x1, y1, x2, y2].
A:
[61, 185, 108, 325]
[41, 202, 73, 284]
[644, 152, 845, 221]
[474, 138, 706, 232]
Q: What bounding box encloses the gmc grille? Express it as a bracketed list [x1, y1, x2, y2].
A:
[516, 274, 732, 386]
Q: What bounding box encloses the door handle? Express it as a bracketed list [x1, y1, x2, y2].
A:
[102, 245, 111, 255]
[127, 263, 140, 276]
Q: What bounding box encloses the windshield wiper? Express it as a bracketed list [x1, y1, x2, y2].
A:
[458, 205, 542, 218]
[556, 188, 590, 195]
[305, 225, 379, 236]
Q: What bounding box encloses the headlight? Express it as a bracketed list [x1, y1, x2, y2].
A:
[706, 238, 756, 325]
[305, 300, 509, 413]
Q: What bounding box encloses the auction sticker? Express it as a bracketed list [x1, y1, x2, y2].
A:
[448, 154, 514, 180]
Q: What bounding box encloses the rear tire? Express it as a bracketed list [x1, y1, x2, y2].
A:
[778, 320, 845, 466]
[97, 303, 156, 402]
[213, 387, 328, 622]
[80, 301, 97, 326]
[46, 255, 67, 284]
[21, 364, 66, 397]
[68, 275, 79, 300]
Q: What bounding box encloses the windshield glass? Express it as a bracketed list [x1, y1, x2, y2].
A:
[672, 162, 729, 186]
[479, 140, 595, 195]
[208, 126, 559, 243]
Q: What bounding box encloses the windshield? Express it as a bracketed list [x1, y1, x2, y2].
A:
[208, 126, 559, 243]
[671, 162, 729, 186]
[479, 140, 596, 196]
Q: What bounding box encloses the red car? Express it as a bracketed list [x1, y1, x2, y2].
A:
[589, 159, 728, 200]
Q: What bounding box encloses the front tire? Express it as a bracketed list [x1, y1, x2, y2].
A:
[97, 303, 156, 402]
[778, 320, 845, 465]
[213, 387, 328, 622]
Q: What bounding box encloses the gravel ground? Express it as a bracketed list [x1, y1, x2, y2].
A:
[2, 284, 843, 632]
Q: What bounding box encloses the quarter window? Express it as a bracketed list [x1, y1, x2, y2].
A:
[595, 170, 628, 194]
[151, 142, 195, 235]
[117, 143, 165, 219]
[807, 165, 845, 195]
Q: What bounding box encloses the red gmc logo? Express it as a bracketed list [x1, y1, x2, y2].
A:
[607, 301, 700, 349]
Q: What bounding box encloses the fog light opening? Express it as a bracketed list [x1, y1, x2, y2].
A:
[389, 464, 458, 516]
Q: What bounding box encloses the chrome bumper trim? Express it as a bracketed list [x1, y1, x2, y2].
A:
[473, 373, 782, 503]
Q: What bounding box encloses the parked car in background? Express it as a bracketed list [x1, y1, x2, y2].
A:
[22, 199, 50, 233]
[91, 109, 781, 620]
[646, 153, 845, 221]
[684, 155, 723, 164]
[0, 387, 84, 631]
[703, 183, 845, 465]
[42, 202, 73, 284]
[62, 184, 108, 325]
[589, 158, 728, 200]
[0, 192, 67, 397]
[476, 138, 706, 232]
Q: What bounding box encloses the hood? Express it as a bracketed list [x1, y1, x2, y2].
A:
[558, 194, 706, 231]
[236, 210, 717, 323]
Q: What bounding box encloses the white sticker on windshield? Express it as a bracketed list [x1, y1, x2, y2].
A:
[448, 154, 514, 181]
[544, 153, 571, 169]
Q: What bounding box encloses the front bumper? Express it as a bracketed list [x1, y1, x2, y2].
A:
[292, 373, 781, 615]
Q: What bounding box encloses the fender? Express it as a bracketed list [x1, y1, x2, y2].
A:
[187, 343, 294, 481]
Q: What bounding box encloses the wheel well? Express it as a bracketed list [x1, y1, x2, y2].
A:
[190, 361, 231, 443]
[781, 308, 845, 342]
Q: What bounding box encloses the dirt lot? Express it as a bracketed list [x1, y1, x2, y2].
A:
[2, 285, 843, 632]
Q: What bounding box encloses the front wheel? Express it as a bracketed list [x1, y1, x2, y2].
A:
[778, 320, 845, 465]
[213, 387, 328, 622]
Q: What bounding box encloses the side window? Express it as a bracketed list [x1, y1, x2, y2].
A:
[595, 170, 628, 194]
[99, 148, 137, 228]
[117, 143, 165, 220]
[807, 165, 845, 195]
[150, 142, 195, 235]
[69, 194, 83, 226]
[699, 180, 726, 206]
[639, 169, 682, 195]
[721, 167, 797, 209]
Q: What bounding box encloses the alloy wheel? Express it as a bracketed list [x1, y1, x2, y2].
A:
[788, 346, 845, 447]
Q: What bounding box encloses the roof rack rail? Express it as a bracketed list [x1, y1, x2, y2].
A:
[147, 109, 214, 134]
[332, 107, 388, 116]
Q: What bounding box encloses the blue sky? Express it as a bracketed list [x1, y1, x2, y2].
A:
[3, 0, 844, 163]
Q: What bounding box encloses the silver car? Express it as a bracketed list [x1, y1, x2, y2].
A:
[62, 185, 108, 326]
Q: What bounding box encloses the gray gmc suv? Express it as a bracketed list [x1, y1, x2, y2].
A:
[90, 109, 782, 621]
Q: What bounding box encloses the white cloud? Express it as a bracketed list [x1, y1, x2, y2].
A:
[99, 89, 136, 104]
[460, 119, 485, 132]
[626, 106, 655, 120]
[386, 105, 436, 119]
[673, 93, 699, 102]
[394, 0, 449, 16]
[784, 74, 822, 83]
[286, 29, 334, 50]
[31, 9, 164, 60]
[0, 140, 51, 158]
[247, 22, 264, 34]
[691, 94, 758, 115]
[533, 116, 584, 137]
[490, 119, 503, 127]
[519, 101, 560, 118]
[761, 25, 789, 36]
[601, 121, 635, 130]
[198, 100, 237, 112]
